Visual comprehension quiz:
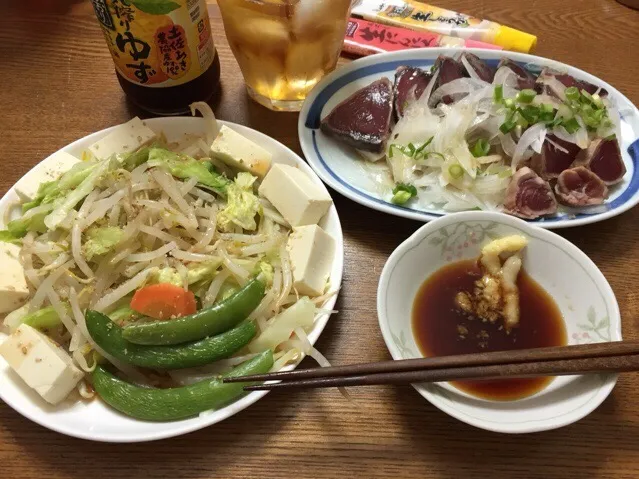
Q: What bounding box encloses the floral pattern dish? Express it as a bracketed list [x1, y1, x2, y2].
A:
[377, 211, 621, 434]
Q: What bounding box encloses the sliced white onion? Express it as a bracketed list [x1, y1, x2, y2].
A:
[499, 132, 517, 157]
[511, 124, 547, 171]
[460, 54, 481, 81]
[190, 101, 220, 145]
[537, 74, 566, 101]
[546, 136, 569, 154]
[476, 154, 503, 165]
[493, 66, 519, 89]
[532, 94, 563, 110]
[429, 77, 487, 106]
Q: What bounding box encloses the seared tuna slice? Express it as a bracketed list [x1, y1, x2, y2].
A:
[530, 135, 582, 180]
[320, 78, 394, 153]
[431, 56, 467, 105]
[574, 138, 626, 185]
[460, 52, 495, 83]
[555, 166, 608, 206]
[504, 167, 558, 219]
[393, 66, 432, 118]
[497, 58, 537, 90]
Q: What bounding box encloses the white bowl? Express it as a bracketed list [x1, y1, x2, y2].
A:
[377, 211, 621, 433]
[0, 117, 344, 442]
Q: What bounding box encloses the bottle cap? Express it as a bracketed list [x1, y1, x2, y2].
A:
[495, 26, 537, 53]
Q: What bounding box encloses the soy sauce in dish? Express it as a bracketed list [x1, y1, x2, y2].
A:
[412, 259, 567, 401]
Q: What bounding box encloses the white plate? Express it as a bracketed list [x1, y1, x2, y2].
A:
[299, 48, 639, 229]
[0, 117, 344, 442]
[377, 211, 621, 433]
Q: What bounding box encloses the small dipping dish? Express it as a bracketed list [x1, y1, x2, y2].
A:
[377, 211, 621, 433]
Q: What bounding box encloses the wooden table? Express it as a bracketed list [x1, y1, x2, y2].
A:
[1, 1, 639, 477]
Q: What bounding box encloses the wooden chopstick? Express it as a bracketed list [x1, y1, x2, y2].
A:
[224, 341, 639, 384]
[241, 352, 639, 391]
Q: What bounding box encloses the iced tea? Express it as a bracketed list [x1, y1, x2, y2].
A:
[218, 0, 352, 111]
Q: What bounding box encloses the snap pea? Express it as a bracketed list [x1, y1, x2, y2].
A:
[85, 310, 257, 369]
[92, 350, 273, 421]
[122, 278, 265, 346]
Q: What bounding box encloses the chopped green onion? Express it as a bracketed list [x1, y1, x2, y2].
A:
[591, 93, 604, 108]
[448, 164, 464, 179]
[498, 169, 513, 179]
[539, 109, 556, 123]
[561, 117, 581, 134]
[519, 105, 540, 124]
[516, 89, 537, 104]
[391, 183, 417, 205]
[494, 84, 504, 103]
[470, 138, 491, 158]
[514, 111, 529, 129]
[540, 103, 555, 114]
[413, 136, 434, 156]
[503, 98, 515, 109]
[499, 119, 517, 134]
[548, 116, 563, 128]
[556, 104, 573, 119]
[389, 138, 435, 159]
[565, 86, 580, 101]
[605, 133, 617, 141]
[580, 89, 598, 108]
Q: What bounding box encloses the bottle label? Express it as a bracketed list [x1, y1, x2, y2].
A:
[91, 0, 215, 87]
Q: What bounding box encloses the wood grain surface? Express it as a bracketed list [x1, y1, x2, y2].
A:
[1, 1, 639, 478]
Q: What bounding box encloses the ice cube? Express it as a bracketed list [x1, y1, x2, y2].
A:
[232, 15, 291, 53]
[291, 0, 340, 37]
[285, 40, 328, 92]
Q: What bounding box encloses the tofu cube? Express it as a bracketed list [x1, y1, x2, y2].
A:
[88, 117, 156, 159]
[0, 324, 84, 404]
[15, 151, 81, 201]
[258, 164, 333, 226]
[210, 125, 272, 178]
[0, 243, 29, 314]
[286, 225, 336, 296]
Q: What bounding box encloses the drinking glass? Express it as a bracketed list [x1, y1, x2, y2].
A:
[218, 0, 352, 111]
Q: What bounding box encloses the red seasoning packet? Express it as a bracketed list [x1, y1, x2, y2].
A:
[343, 17, 502, 57]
